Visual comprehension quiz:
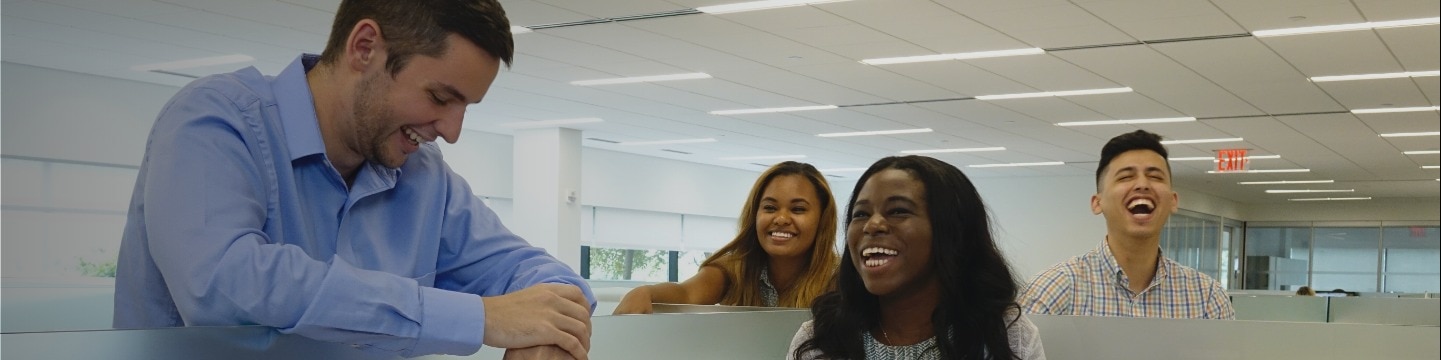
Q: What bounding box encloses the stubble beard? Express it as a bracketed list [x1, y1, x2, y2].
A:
[351, 72, 405, 169]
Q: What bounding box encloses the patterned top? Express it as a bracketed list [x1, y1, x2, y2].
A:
[759, 266, 779, 307]
[786, 310, 1046, 360]
[860, 329, 938, 359]
[1019, 240, 1235, 319]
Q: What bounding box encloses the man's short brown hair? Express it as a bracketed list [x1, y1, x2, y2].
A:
[318, 0, 515, 75]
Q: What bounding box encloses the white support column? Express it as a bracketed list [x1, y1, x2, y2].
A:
[510, 127, 583, 272]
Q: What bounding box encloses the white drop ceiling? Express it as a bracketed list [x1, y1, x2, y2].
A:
[3, 0, 1438, 204]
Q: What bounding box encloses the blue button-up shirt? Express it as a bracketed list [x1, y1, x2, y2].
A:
[114, 55, 594, 357]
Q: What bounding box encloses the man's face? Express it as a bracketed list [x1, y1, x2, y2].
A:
[350, 34, 500, 169]
[1092, 150, 1179, 242]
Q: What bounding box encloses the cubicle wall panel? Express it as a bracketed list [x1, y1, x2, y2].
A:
[1029, 314, 1440, 360]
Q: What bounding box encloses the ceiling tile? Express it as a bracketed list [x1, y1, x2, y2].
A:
[1353, 0, 1441, 21]
[1077, 0, 1246, 40]
[1210, 0, 1363, 33]
[1260, 30, 1402, 77]
[787, 62, 962, 101]
[1051, 45, 1262, 117]
[1315, 78, 1432, 110]
[871, 61, 1034, 98]
[1375, 25, 1441, 72]
[534, 0, 684, 19]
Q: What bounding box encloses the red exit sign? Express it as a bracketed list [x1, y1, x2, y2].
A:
[1217, 149, 1249, 172]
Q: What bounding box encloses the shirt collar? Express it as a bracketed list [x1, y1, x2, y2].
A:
[1099, 239, 1170, 283]
[274, 54, 325, 161]
[759, 266, 777, 291]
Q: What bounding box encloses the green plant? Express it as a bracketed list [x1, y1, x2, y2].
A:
[77, 257, 118, 278]
[589, 248, 667, 280]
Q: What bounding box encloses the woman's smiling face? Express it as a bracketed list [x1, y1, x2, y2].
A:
[847, 168, 935, 298]
[755, 174, 822, 260]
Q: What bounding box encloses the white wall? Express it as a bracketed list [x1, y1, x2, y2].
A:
[580, 148, 757, 218]
[437, 130, 763, 219]
[2, 62, 176, 166]
[1177, 188, 1248, 221]
[435, 131, 513, 199]
[972, 175, 1107, 280]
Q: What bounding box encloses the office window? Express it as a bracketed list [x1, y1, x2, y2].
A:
[2, 157, 133, 278]
[579, 208, 738, 282]
[1311, 227, 1380, 292]
[1243, 227, 1311, 290]
[1382, 226, 1440, 293]
[676, 250, 712, 281]
[1160, 210, 1224, 281]
[586, 247, 670, 282]
[1221, 219, 1243, 289]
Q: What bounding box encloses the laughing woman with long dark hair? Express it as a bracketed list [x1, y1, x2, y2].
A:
[788, 156, 1045, 360]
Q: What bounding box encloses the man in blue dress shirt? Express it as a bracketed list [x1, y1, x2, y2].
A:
[112, 1, 595, 358]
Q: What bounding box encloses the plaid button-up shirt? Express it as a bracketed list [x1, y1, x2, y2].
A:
[1019, 240, 1235, 319]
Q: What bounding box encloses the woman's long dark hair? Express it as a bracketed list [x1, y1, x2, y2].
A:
[794, 155, 1021, 359]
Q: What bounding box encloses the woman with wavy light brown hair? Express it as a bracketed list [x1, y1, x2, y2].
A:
[614, 161, 841, 314]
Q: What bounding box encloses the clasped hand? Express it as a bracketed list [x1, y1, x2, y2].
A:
[483, 284, 592, 360]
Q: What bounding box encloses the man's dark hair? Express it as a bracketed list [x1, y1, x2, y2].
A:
[318, 0, 515, 75]
[1095, 130, 1170, 191]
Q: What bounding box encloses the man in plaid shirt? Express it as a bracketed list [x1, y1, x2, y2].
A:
[1019, 130, 1234, 319]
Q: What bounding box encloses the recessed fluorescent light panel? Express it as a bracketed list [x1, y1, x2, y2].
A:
[1425, 165, 1440, 169]
[511, 26, 533, 34]
[1310, 70, 1439, 82]
[719, 154, 807, 161]
[1380, 131, 1441, 137]
[131, 54, 255, 72]
[860, 48, 1045, 65]
[1252, 17, 1440, 37]
[1265, 189, 1355, 194]
[1161, 137, 1244, 145]
[697, 0, 853, 14]
[1405, 150, 1441, 155]
[899, 147, 1006, 154]
[1172, 155, 1281, 161]
[975, 87, 1132, 100]
[1351, 106, 1439, 114]
[817, 128, 932, 137]
[498, 118, 604, 129]
[1239, 180, 1335, 185]
[571, 73, 712, 86]
[710, 105, 838, 115]
[1289, 197, 1372, 201]
[969, 161, 1066, 168]
[1055, 117, 1196, 127]
[1206, 169, 1310, 174]
[619, 138, 718, 146]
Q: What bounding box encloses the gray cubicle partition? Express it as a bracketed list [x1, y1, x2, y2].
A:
[1, 309, 812, 360]
[7, 310, 1439, 359]
[1030, 314, 1440, 360]
[1230, 295, 1330, 322]
[1328, 297, 1441, 326]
